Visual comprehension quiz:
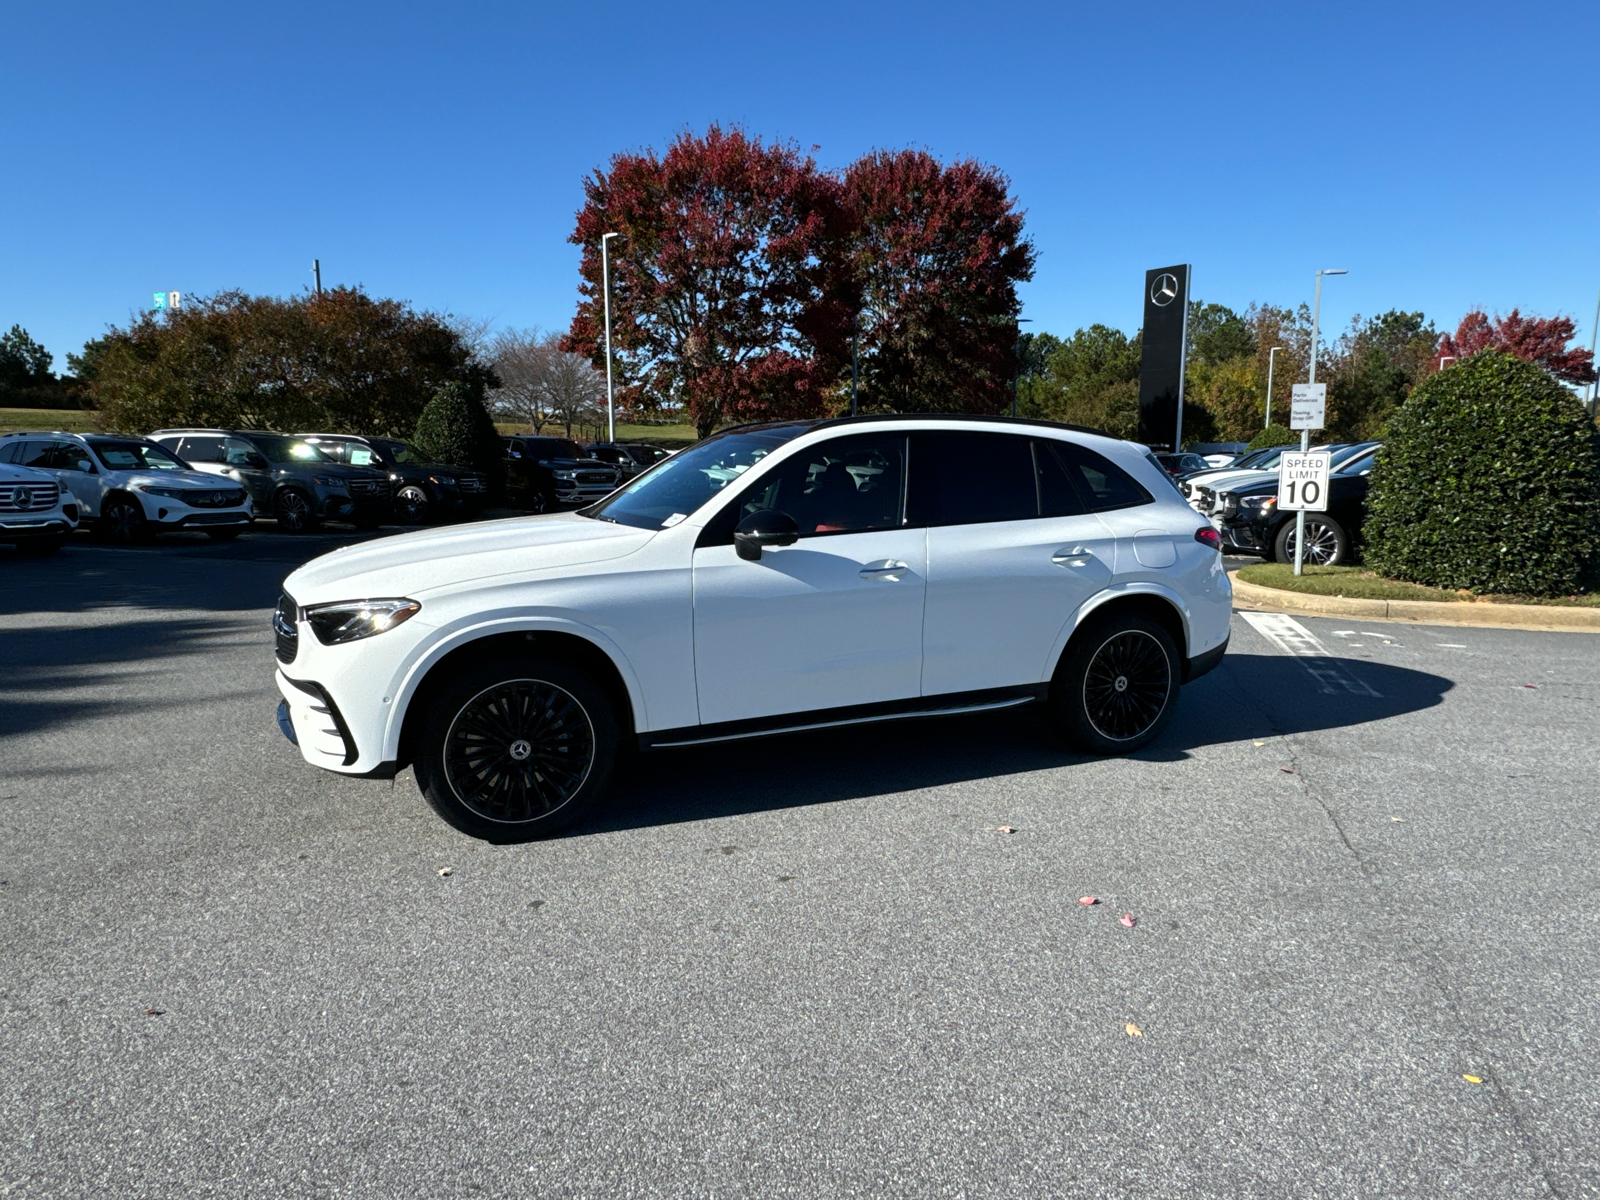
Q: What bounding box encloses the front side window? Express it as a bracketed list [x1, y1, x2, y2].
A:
[248, 435, 334, 465]
[910, 431, 1039, 526]
[719, 432, 907, 538]
[91, 440, 187, 471]
[589, 425, 812, 531]
[376, 440, 429, 465]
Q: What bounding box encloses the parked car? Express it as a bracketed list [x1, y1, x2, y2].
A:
[273, 415, 1234, 842]
[0, 459, 81, 555]
[1214, 444, 1382, 563]
[1153, 452, 1212, 479]
[0, 431, 253, 543]
[297, 434, 490, 525]
[1181, 442, 1249, 468]
[502, 435, 622, 512]
[586, 441, 670, 482]
[1186, 443, 1363, 516]
[150, 430, 392, 533]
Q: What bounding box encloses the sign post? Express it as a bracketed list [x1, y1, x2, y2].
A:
[1288, 381, 1327, 575]
[1136, 264, 1191, 451]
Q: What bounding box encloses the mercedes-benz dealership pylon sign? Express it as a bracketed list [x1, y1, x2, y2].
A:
[1137, 264, 1190, 451]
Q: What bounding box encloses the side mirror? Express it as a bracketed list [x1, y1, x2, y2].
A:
[734, 510, 800, 561]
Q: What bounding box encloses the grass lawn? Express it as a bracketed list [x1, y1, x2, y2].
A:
[0, 407, 100, 434]
[494, 421, 698, 445]
[1237, 562, 1600, 608]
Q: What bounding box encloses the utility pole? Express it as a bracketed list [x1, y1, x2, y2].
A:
[601, 232, 620, 443]
[1265, 346, 1283, 428]
[312, 259, 322, 296]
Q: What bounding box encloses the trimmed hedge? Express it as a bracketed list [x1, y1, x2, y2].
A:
[414, 382, 505, 497]
[1247, 423, 1298, 451]
[1364, 351, 1600, 596]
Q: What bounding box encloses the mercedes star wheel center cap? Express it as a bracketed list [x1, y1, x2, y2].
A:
[1114, 676, 1129, 692]
[1150, 273, 1179, 306]
[509, 739, 533, 761]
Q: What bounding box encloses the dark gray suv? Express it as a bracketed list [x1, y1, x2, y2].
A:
[149, 429, 392, 533]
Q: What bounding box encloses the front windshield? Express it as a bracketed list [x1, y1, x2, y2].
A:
[92, 440, 188, 471]
[376, 440, 431, 465]
[1329, 442, 1375, 468]
[250, 435, 335, 465]
[586, 425, 814, 530]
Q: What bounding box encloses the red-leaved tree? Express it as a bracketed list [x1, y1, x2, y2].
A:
[843, 150, 1034, 414]
[1437, 310, 1596, 384]
[565, 126, 851, 437]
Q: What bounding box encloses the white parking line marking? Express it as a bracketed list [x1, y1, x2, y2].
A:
[1435, 643, 1467, 649]
[1240, 611, 1382, 697]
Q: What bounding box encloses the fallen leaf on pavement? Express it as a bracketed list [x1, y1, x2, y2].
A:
[144, 1009, 165, 1017]
[1462, 1074, 1482, 1084]
[997, 826, 1016, 834]
[1391, 817, 1406, 823]
[1523, 684, 1537, 690]
[1079, 896, 1098, 906]
[1120, 913, 1136, 928]
[437, 867, 453, 877]
[1278, 767, 1295, 775]
[1253, 741, 1265, 747]
[1125, 1023, 1142, 1037]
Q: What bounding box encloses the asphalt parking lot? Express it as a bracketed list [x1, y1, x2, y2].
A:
[3, 533, 1598, 1198]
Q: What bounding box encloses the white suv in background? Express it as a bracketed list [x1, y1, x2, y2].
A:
[0, 460, 81, 555]
[274, 415, 1234, 843]
[0, 432, 254, 543]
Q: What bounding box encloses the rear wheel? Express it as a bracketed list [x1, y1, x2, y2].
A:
[274, 488, 319, 534]
[1274, 514, 1348, 566]
[1049, 612, 1179, 754]
[412, 657, 618, 842]
[98, 497, 150, 545]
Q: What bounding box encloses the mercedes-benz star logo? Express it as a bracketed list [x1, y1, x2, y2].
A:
[509, 739, 533, 762]
[1150, 273, 1179, 307]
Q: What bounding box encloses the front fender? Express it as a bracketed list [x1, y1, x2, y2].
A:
[379, 613, 649, 763]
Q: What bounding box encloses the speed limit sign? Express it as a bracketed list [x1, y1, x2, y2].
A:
[1279, 451, 1331, 512]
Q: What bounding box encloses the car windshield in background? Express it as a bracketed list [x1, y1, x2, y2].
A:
[376, 440, 432, 465]
[92, 441, 188, 471]
[586, 425, 812, 530]
[251, 435, 335, 465]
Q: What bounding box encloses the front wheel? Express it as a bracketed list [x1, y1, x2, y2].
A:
[1274, 514, 1348, 566]
[98, 497, 150, 545]
[395, 484, 431, 524]
[1049, 613, 1179, 755]
[273, 488, 319, 534]
[412, 657, 619, 842]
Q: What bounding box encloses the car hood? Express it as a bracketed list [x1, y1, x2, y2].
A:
[0, 463, 55, 484]
[283, 512, 653, 605]
[1206, 469, 1278, 494]
[128, 469, 246, 491]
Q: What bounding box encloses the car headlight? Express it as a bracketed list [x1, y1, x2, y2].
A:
[428, 475, 456, 486]
[1239, 495, 1278, 512]
[553, 471, 576, 481]
[137, 485, 187, 499]
[312, 474, 348, 488]
[304, 598, 421, 645]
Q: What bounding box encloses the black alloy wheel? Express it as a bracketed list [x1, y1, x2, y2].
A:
[1273, 514, 1348, 566]
[99, 497, 150, 545]
[414, 657, 619, 842]
[273, 488, 318, 534]
[395, 484, 431, 524]
[1050, 612, 1179, 754]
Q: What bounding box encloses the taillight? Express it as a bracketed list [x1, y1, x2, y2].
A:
[1195, 526, 1222, 551]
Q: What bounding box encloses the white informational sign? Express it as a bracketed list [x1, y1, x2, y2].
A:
[168, 291, 181, 310]
[1290, 383, 1327, 431]
[1278, 451, 1331, 512]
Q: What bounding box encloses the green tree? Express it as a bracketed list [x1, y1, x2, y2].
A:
[0, 325, 54, 392]
[66, 337, 110, 384]
[91, 289, 492, 435]
[1323, 310, 1437, 440]
[1019, 324, 1142, 437]
[1187, 302, 1255, 365]
[413, 381, 505, 496]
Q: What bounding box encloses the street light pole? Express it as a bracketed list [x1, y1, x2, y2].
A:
[1011, 318, 1032, 418]
[1265, 346, 1283, 429]
[1587, 280, 1600, 416]
[601, 232, 621, 444]
[1295, 268, 1347, 576]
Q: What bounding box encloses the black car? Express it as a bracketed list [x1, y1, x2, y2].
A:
[1154, 452, 1212, 479]
[300, 434, 490, 525]
[1215, 444, 1381, 564]
[586, 441, 670, 481]
[502, 436, 622, 512]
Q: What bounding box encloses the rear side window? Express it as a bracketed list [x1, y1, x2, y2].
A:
[178, 436, 224, 463]
[909, 431, 1039, 526]
[1047, 441, 1153, 512]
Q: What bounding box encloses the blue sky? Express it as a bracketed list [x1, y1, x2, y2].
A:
[4, 0, 1598, 373]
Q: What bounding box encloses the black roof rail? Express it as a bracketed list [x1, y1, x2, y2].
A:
[713, 412, 1115, 439]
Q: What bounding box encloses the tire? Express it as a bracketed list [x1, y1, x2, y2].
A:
[412, 656, 619, 842]
[15, 536, 65, 557]
[528, 490, 549, 515]
[1273, 513, 1348, 566]
[273, 488, 319, 534]
[98, 496, 151, 545]
[395, 484, 431, 524]
[205, 528, 242, 542]
[1049, 612, 1180, 755]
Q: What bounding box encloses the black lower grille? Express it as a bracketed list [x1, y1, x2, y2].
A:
[185, 487, 248, 509]
[274, 593, 299, 664]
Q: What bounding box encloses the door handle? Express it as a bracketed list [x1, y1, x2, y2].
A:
[1052, 546, 1095, 567]
[860, 560, 909, 581]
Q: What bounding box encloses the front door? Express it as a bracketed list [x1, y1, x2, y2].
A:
[219, 437, 275, 510]
[914, 432, 1114, 696]
[691, 432, 926, 726]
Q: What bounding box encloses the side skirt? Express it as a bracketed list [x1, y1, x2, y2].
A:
[639, 685, 1048, 751]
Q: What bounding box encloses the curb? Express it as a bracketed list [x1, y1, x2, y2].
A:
[1230, 576, 1600, 633]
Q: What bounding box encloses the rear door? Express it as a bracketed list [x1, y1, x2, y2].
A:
[915, 432, 1114, 696]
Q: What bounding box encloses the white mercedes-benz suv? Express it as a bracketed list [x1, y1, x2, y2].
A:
[275, 416, 1233, 841]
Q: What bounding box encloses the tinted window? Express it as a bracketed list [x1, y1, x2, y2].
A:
[910, 432, 1038, 526]
[178, 436, 224, 463]
[222, 437, 265, 466]
[91, 440, 188, 471]
[14, 440, 53, 468]
[1049, 442, 1153, 512]
[1036, 440, 1090, 517]
[374, 440, 429, 465]
[523, 437, 584, 461]
[721, 433, 906, 537]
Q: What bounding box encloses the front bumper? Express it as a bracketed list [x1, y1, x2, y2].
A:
[553, 483, 620, 508]
[275, 670, 359, 766]
[1217, 516, 1268, 554]
[0, 517, 73, 540]
[152, 511, 254, 529]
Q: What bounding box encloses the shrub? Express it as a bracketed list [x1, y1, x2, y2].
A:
[414, 382, 505, 497]
[1247, 423, 1298, 451]
[1364, 350, 1600, 596]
